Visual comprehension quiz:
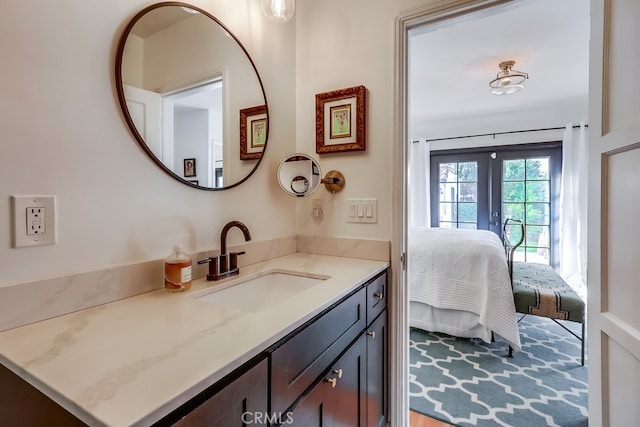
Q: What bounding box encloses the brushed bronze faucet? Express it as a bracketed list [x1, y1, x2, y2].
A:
[198, 221, 251, 281]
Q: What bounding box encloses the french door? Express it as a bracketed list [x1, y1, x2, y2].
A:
[430, 144, 561, 266]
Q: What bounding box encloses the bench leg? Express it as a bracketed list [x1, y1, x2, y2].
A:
[508, 345, 513, 358]
[581, 320, 585, 366]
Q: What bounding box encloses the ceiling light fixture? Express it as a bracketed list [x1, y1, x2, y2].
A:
[489, 60, 528, 95]
[261, 0, 295, 23]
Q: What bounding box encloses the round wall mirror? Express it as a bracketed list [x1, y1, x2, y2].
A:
[115, 2, 269, 190]
[277, 154, 322, 197]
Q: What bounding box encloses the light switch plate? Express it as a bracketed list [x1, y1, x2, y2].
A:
[11, 195, 57, 248]
[347, 199, 378, 223]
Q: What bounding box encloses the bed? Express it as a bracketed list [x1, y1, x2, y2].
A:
[408, 227, 521, 350]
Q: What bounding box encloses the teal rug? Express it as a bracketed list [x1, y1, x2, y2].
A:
[409, 316, 588, 427]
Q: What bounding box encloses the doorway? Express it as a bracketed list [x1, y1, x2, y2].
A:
[399, 0, 589, 425]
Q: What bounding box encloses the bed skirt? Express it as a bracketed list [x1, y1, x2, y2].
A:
[409, 301, 513, 347]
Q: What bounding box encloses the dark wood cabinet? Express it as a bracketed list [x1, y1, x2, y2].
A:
[274, 270, 388, 427]
[172, 358, 268, 427]
[366, 311, 388, 427]
[286, 334, 367, 427]
[270, 286, 367, 415]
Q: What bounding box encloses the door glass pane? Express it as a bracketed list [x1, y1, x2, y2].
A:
[503, 159, 525, 180]
[437, 160, 478, 228]
[439, 163, 456, 182]
[525, 225, 549, 248]
[526, 158, 550, 180]
[503, 182, 525, 202]
[503, 203, 524, 222]
[439, 183, 457, 202]
[458, 203, 477, 223]
[439, 202, 456, 222]
[458, 162, 478, 181]
[501, 153, 554, 265]
[526, 181, 550, 202]
[459, 183, 478, 202]
[526, 203, 550, 225]
[458, 223, 477, 230]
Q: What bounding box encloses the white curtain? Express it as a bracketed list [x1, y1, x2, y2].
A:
[559, 122, 588, 297]
[408, 139, 430, 228]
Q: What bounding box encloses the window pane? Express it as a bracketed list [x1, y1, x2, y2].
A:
[503, 181, 525, 202]
[458, 162, 477, 182]
[439, 222, 455, 229]
[503, 203, 524, 222]
[526, 203, 550, 225]
[458, 203, 477, 222]
[439, 163, 456, 182]
[526, 181, 550, 202]
[503, 159, 525, 181]
[526, 158, 549, 180]
[459, 183, 478, 202]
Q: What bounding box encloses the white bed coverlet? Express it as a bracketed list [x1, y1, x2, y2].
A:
[409, 227, 521, 350]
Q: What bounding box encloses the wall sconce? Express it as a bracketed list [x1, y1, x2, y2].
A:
[261, 0, 295, 23]
[277, 154, 345, 197]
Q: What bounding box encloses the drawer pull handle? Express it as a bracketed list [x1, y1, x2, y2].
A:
[367, 331, 376, 338]
[333, 369, 343, 378]
[325, 377, 338, 388]
[374, 292, 384, 300]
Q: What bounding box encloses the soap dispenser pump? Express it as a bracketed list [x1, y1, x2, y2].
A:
[164, 244, 192, 292]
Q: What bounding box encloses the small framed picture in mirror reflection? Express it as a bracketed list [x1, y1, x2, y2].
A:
[240, 105, 268, 160]
[184, 158, 196, 177]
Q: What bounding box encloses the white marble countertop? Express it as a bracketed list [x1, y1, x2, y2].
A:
[0, 253, 388, 426]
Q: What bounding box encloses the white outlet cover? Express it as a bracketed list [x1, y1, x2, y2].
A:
[11, 195, 56, 248]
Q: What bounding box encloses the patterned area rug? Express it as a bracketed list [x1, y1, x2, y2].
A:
[409, 316, 588, 427]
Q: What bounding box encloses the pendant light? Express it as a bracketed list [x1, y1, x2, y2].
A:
[261, 0, 295, 23]
[489, 60, 529, 96]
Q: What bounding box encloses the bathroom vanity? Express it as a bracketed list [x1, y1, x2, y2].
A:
[0, 254, 388, 426]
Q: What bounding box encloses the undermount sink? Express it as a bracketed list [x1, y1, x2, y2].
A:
[190, 270, 329, 312]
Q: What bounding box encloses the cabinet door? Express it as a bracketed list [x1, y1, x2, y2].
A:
[286, 335, 366, 427]
[173, 358, 268, 427]
[366, 311, 387, 427]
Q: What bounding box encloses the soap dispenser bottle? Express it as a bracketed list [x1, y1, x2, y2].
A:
[164, 244, 192, 292]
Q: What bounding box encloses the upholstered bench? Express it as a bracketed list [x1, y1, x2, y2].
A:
[511, 261, 586, 365]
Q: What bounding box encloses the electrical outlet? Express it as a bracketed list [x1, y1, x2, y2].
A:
[11, 196, 56, 248]
[26, 207, 45, 235]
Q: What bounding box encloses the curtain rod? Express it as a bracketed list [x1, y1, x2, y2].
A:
[412, 124, 588, 143]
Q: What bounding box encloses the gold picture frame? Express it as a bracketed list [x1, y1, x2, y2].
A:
[316, 85, 366, 154]
[240, 105, 268, 160]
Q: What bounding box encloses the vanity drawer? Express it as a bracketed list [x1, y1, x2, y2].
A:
[367, 271, 387, 324]
[270, 286, 367, 415]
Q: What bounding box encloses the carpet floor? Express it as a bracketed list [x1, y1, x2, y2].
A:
[409, 316, 588, 427]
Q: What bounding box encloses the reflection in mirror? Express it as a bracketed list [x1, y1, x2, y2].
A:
[277, 154, 321, 197]
[115, 2, 268, 190]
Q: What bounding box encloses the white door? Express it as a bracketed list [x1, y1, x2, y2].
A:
[588, 0, 640, 425]
[124, 84, 163, 159]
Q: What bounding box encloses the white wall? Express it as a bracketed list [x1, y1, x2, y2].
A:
[294, 0, 426, 241]
[0, 0, 297, 287]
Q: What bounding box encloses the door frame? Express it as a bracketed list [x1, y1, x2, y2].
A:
[392, 1, 516, 425]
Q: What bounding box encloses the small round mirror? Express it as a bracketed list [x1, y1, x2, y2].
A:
[277, 154, 321, 197]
